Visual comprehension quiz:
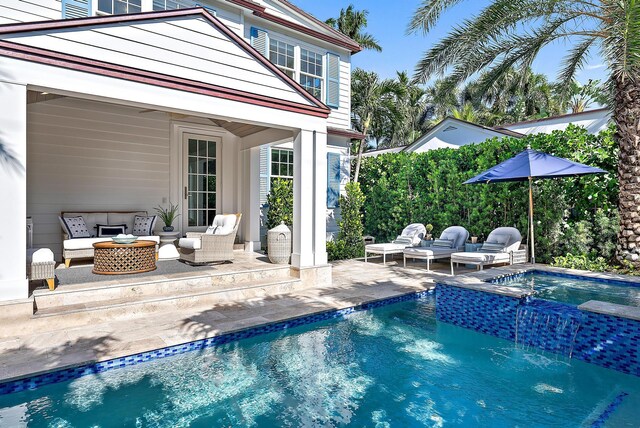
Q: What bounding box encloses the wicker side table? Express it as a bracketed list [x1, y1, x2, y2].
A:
[92, 240, 157, 275]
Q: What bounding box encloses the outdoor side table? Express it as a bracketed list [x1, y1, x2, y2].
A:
[92, 240, 157, 275]
[157, 231, 181, 260]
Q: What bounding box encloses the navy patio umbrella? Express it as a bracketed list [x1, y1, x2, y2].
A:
[464, 148, 606, 263]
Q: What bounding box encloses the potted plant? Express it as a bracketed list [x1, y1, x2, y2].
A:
[154, 203, 180, 232]
[425, 223, 434, 240]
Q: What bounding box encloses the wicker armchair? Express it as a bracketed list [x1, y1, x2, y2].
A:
[178, 213, 242, 264]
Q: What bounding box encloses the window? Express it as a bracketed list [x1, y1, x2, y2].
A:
[269, 39, 295, 79]
[271, 148, 293, 181]
[98, 0, 141, 14]
[153, 0, 193, 10]
[299, 49, 323, 100]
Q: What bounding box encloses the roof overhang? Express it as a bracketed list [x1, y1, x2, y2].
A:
[328, 127, 366, 140]
[0, 8, 331, 118]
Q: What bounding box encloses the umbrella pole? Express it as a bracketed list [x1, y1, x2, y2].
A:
[529, 177, 535, 264]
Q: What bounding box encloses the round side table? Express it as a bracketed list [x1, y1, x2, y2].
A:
[158, 231, 181, 260]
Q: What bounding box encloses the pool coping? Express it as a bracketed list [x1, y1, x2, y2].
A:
[441, 264, 640, 321]
[0, 289, 435, 395]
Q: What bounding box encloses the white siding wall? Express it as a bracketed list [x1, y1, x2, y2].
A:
[27, 98, 171, 260]
[0, 0, 61, 24]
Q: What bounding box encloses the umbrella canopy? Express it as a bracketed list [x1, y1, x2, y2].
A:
[464, 148, 606, 184]
[464, 148, 606, 263]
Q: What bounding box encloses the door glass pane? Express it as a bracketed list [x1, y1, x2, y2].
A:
[186, 137, 218, 227]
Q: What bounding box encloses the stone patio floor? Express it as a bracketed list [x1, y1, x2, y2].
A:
[0, 256, 472, 383]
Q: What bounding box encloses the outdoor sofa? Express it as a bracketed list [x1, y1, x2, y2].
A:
[450, 227, 526, 275]
[60, 211, 159, 267]
[178, 213, 242, 264]
[364, 223, 426, 265]
[403, 226, 469, 271]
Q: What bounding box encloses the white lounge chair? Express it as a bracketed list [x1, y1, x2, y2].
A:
[450, 227, 525, 275]
[403, 226, 469, 271]
[364, 223, 426, 265]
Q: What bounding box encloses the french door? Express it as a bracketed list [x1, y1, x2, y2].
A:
[182, 134, 221, 232]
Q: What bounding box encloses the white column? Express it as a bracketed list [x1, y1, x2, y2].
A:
[292, 129, 327, 268]
[242, 146, 261, 252]
[0, 82, 27, 301]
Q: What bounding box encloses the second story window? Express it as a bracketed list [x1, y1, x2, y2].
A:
[98, 0, 141, 14]
[153, 0, 191, 10]
[269, 39, 295, 79]
[299, 49, 323, 100]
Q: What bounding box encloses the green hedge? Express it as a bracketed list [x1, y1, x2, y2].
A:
[358, 125, 618, 263]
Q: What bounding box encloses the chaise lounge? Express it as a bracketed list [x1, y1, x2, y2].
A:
[364, 223, 426, 265]
[450, 227, 526, 275]
[403, 226, 469, 271]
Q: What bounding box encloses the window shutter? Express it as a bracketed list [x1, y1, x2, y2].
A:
[327, 152, 341, 208]
[62, 0, 91, 19]
[326, 53, 340, 108]
[250, 27, 269, 57]
[259, 146, 270, 205]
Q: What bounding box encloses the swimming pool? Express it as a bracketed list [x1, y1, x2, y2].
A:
[0, 295, 638, 427]
[490, 271, 640, 306]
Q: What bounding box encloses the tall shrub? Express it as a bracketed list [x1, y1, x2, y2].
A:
[328, 182, 365, 261]
[358, 125, 618, 263]
[266, 178, 293, 229]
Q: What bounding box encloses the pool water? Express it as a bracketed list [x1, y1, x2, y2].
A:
[1, 296, 639, 427]
[492, 272, 640, 307]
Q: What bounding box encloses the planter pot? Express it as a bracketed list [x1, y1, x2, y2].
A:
[163, 226, 175, 232]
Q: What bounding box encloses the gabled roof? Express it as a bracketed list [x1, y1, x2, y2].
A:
[496, 108, 610, 128]
[402, 117, 522, 152]
[0, 8, 330, 118]
[223, 0, 361, 53]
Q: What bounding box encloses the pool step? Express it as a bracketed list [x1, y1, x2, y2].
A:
[33, 264, 293, 310]
[31, 275, 304, 328]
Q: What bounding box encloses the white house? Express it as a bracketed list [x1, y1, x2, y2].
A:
[363, 109, 611, 157]
[0, 0, 363, 301]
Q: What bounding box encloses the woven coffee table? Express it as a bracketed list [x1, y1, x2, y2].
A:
[93, 240, 157, 275]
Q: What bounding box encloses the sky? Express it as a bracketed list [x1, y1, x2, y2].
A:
[292, 0, 608, 85]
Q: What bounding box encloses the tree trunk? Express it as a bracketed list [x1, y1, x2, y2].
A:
[353, 121, 369, 183]
[615, 72, 640, 265]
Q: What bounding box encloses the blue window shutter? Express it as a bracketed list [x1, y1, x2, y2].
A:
[62, 0, 91, 19]
[250, 27, 269, 57]
[326, 53, 340, 108]
[327, 152, 341, 208]
[259, 146, 270, 205]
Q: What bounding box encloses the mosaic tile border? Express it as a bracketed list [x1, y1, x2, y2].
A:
[490, 269, 640, 288]
[590, 391, 628, 428]
[0, 290, 434, 396]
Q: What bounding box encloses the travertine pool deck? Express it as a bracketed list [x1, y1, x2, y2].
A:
[0, 256, 470, 383]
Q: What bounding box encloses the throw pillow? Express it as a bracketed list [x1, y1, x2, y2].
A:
[205, 226, 217, 235]
[133, 215, 157, 236]
[432, 238, 454, 248]
[97, 224, 127, 237]
[393, 236, 414, 246]
[59, 216, 91, 239]
[481, 242, 505, 252]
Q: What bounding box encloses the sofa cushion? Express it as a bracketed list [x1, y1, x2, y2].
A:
[59, 216, 91, 239]
[178, 237, 201, 250]
[108, 211, 146, 232]
[97, 224, 127, 237]
[63, 237, 112, 250]
[133, 215, 157, 236]
[62, 213, 108, 236]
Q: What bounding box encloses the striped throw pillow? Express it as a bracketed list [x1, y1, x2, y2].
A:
[481, 242, 505, 252]
[432, 238, 454, 248]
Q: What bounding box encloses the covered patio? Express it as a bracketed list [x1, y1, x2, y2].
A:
[0, 9, 332, 302]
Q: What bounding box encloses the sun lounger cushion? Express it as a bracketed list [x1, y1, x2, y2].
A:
[432, 238, 454, 248]
[486, 227, 522, 253]
[404, 247, 457, 257]
[439, 226, 469, 249]
[480, 242, 505, 252]
[399, 223, 427, 245]
[451, 251, 511, 263]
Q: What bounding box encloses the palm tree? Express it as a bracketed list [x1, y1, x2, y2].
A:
[451, 102, 477, 122]
[326, 4, 382, 52]
[409, 0, 640, 263]
[387, 71, 430, 146]
[351, 68, 400, 182]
